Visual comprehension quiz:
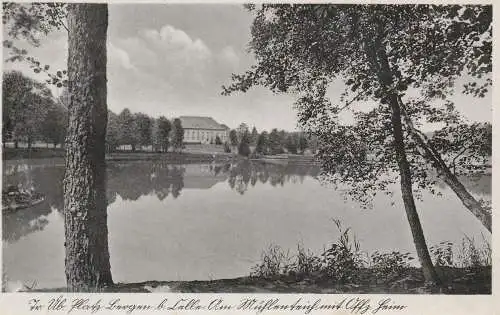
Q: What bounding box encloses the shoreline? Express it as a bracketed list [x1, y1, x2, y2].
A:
[2, 148, 319, 165]
[25, 266, 491, 294]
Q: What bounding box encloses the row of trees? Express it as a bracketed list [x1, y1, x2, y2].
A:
[228, 124, 315, 157]
[3, 71, 185, 153]
[106, 109, 184, 152]
[3, 71, 68, 148]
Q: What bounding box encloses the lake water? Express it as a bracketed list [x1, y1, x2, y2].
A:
[2, 159, 491, 290]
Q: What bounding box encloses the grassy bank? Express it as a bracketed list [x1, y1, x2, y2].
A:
[2, 147, 320, 165]
[2, 147, 235, 163]
[27, 265, 491, 294]
[22, 221, 491, 294]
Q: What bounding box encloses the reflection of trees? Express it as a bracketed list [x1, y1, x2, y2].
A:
[2, 160, 320, 241]
[2, 202, 50, 243]
[2, 164, 62, 242]
[435, 173, 492, 197]
[106, 161, 186, 202]
[224, 160, 320, 195]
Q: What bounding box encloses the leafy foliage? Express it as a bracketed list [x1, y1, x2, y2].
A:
[429, 241, 454, 267]
[319, 219, 364, 282]
[40, 101, 67, 147]
[223, 4, 492, 210]
[250, 244, 294, 278]
[268, 129, 284, 155]
[215, 135, 222, 145]
[238, 131, 251, 157]
[106, 110, 120, 152]
[3, 71, 59, 147]
[3, 3, 69, 87]
[156, 116, 172, 152]
[370, 251, 414, 283]
[171, 118, 184, 151]
[135, 113, 153, 148]
[255, 131, 268, 155]
[430, 122, 491, 175]
[117, 109, 138, 151]
[229, 129, 238, 147]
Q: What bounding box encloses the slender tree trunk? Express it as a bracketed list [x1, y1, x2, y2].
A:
[64, 4, 112, 291]
[374, 42, 440, 285]
[398, 100, 492, 232]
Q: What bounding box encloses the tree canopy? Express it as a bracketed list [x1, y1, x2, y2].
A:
[223, 4, 492, 216]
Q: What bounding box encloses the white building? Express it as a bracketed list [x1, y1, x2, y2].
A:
[180, 116, 230, 144]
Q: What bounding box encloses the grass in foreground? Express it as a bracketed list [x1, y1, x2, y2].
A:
[15, 221, 491, 294]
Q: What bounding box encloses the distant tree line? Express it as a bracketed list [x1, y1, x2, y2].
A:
[106, 108, 184, 153]
[228, 123, 317, 157]
[3, 71, 68, 149]
[3, 71, 185, 153]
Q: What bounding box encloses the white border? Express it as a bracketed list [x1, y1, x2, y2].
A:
[0, 1, 497, 314]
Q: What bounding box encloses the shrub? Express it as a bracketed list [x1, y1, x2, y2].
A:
[456, 234, 491, 268]
[215, 135, 222, 145]
[429, 241, 454, 267]
[370, 251, 414, 283]
[238, 141, 251, 157]
[223, 142, 231, 153]
[250, 244, 294, 278]
[318, 219, 364, 283]
[292, 243, 322, 277]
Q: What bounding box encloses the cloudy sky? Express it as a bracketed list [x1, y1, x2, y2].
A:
[3, 4, 491, 131]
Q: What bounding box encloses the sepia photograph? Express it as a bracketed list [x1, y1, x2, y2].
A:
[1, 1, 493, 301]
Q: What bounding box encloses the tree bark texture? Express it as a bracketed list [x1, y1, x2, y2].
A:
[397, 101, 491, 232]
[63, 3, 112, 291]
[373, 41, 440, 285]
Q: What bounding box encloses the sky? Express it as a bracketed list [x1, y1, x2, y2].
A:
[2, 4, 492, 132]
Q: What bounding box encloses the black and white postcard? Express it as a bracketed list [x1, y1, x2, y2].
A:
[1, 1, 497, 314]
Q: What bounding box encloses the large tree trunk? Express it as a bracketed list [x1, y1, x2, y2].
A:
[397, 100, 491, 232]
[64, 4, 112, 291]
[374, 42, 440, 285]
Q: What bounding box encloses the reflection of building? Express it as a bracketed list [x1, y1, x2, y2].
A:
[182, 164, 227, 189]
[180, 116, 230, 144]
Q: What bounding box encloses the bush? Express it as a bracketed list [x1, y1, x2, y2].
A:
[320, 243, 362, 282]
[250, 220, 365, 283]
[215, 135, 222, 145]
[429, 241, 454, 267]
[238, 141, 251, 157]
[223, 142, 231, 153]
[318, 219, 364, 282]
[250, 244, 294, 278]
[455, 235, 491, 268]
[370, 251, 414, 283]
[290, 243, 321, 277]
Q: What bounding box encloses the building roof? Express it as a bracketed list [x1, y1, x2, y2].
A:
[179, 116, 227, 130]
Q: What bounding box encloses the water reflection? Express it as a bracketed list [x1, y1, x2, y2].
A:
[3, 164, 64, 242]
[2, 159, 492, 288]
[106, 162, 186, 202]
[227, 160, 320, 194]
[2, 159, 490, 244]
[2, 160, 320, 242]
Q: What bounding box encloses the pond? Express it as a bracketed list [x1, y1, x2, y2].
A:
[2, 159, 491, 290]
